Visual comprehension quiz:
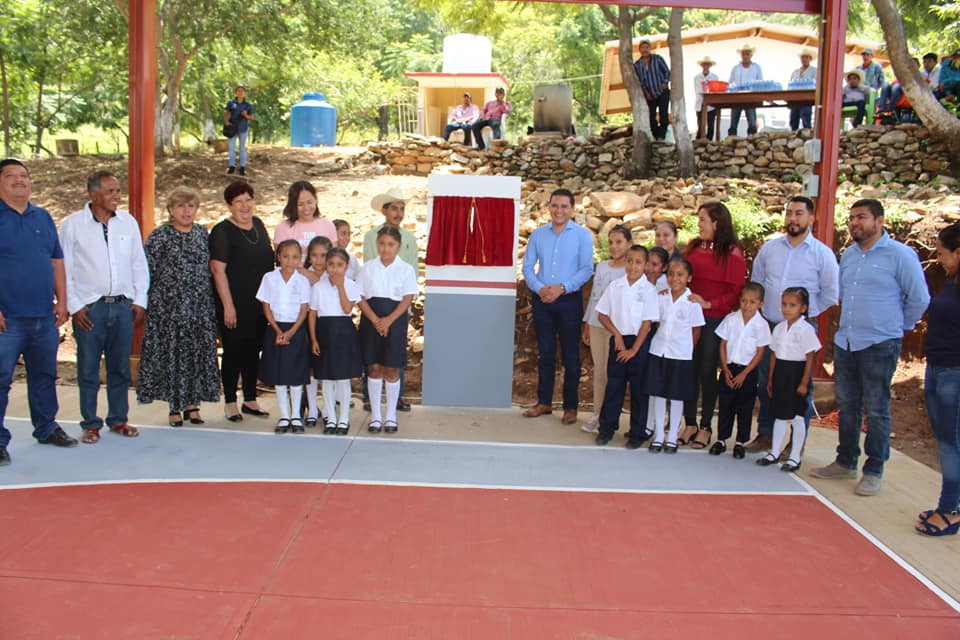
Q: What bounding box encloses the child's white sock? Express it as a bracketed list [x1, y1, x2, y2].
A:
[306, 378, 319, 419]
[385, 379, 400, 423]
[322, 380, 336, 425]
[276, 385, 290, 420]
[336, 380, 352, 425]
[771, 419, 789, 457]
[368, 377, 383, 423]
[645, 396, 656, 434]
[788, 416, 806, 462]
[666, 400, 684, 445]
[289, 386, 303, 422]
[653, 396, 667, 443]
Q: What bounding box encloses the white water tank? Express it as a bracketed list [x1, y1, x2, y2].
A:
[442, 34, 492, 74]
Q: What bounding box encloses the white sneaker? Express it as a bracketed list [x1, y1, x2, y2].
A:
[580, 416, 600, 434]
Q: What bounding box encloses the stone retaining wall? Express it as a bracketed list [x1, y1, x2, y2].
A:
[366, 124, 951, 185]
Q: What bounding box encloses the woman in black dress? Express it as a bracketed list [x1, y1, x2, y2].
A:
[137, 187, 221, 426]
[209, 180, 275, 421]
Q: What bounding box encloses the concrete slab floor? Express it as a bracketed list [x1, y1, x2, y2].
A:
[4, 381, 958, 606]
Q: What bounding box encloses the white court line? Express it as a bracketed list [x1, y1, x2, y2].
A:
[329, 478, 812, 496]
[794, 474, 960, 614]
[0, 477, 331, 491]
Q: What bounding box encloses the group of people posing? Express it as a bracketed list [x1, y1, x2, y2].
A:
[522, 187, 959, 537]
[0, 159, 422, 465]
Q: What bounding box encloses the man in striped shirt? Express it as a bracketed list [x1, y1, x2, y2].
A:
[633, 39, 671, 141]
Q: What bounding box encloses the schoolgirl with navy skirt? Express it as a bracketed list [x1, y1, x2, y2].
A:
[756, 286, 821, 472]
[358, 224, 418, 434]
[644, 259, 705, 453]
[636, 246, 672, 446]
[309, 247, 363, 435]
[256, 239, 311, 433]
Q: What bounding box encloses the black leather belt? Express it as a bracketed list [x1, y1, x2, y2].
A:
[100, 295, 128, 304]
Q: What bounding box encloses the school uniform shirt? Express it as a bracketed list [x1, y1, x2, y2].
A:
[255, 269, 311, 323]
[346, 252, 360, 281]
[649, 288, 706, 359]
[594, 275, 659, 337]
[310, 272, 362, 317]
[715, 310, 772, 367]
[770, 318, 821, 362]
[359, 256, 418, 301]
[654, 273, 669, 292]
[583, 260, 626, 328]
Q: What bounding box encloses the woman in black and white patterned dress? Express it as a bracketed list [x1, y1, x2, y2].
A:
[137, 187, 221, 426]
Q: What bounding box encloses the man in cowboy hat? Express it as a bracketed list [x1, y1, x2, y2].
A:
[693, 55, 718, 140]
[634, 38, 672, 141]
[727, 43, 763, 136]
[443, 93, 480, 146]
[362, 186, 419, 412]
[789, 48, 817, 130]
[858, 47, 886, 91]
[843, 68, 869, 127]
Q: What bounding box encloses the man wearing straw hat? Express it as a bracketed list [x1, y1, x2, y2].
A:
[693, 55, 718, 140]
[727, 43, 763, 136]
[789, 48, 817, 130]
[842, 68, 869, 128]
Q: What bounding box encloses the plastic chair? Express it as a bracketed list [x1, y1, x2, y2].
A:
[841, 90, 876, 126]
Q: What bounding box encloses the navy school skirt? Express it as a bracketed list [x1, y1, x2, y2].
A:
[259, 321, 310, 386]
[771, 358, 808, 420]
[643, 354, 695, 403]
[359, 297, 409, 368]
[312, 316, 362, 380]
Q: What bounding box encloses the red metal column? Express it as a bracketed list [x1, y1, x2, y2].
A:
[128, 0, 157, 241]
[812, 0, 848, 377]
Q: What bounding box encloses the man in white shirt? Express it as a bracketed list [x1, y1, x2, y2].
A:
[60, 171, 149, 444]
[693, 56, 718, 140]
[924, 52, 941, 97]
[789, 48, 817, 130]
[727, 43, 763, 136]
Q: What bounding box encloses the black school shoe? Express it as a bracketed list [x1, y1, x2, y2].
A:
[595, 433, 613, 446]
[0, 446, 10, 466]
[396, 399, 411, 412]
[38, 427, 78, 447]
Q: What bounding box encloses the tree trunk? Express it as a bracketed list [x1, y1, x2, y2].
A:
[32, 69, 45, 156]
[378, 105, 390, 141]
[616, 6, 651, 179]
[871, 0, 960, 175]
[668, 8, 695, 177]
[0, 48, 10, 158]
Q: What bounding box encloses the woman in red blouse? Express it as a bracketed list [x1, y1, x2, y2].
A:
[680, 201, 747, 449]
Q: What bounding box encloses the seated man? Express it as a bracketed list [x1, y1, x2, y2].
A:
[939, 49, 960, 102]
[472, 87, 511, 151]
[877, 58, 921, 122]
[843, 69, 869, 128]
[923, 52, 941, 99]
[442, 93, 479, 146]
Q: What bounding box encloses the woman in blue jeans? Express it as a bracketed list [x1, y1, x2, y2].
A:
[916, 222, 960, 536]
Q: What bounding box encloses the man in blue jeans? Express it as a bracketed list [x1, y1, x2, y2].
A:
[60, 171, 149, 445]
[225, 85, 254, 176]
[521, 188, 594, 425]
[812, 199, 929, 496]
[0, 158, 77, 465]
[748, 196, 839, 455]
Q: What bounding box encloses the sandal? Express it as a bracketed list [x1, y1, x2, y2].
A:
[275, 419, 291, 434]
[780, 458, 802, 473]
[677, 425, 698, 446]
[368, 420, 382, 433]
[109, 423, 139, 437]
[648, 441, 664, 453]
[81, 428, 101, 444]
[184, 408, 204, 425]
[384, 420, 398, 434]
[335, 422, 349, 436]
[918, 509, 937, 521]
[708, 441, 726, 456]
[915, 510, 960, 537]
[690, 428, 711, 450]
[168, 412, 183, 428]
[756, 453, 778, 466]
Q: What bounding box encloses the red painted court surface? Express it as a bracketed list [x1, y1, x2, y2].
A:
[2, 482, 958, 639]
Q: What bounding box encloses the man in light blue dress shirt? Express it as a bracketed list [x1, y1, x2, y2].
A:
[521, 189, 594, 425]
[812, 199, 929, 496]
[748, 196, 839, 454]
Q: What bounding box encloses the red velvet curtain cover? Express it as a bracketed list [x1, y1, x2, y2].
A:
[426, 196, 515, 267]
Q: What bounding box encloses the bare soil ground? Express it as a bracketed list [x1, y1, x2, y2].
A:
[22, 144, 940, 471]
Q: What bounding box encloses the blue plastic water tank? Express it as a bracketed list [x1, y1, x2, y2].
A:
[290, 92, 337, 147]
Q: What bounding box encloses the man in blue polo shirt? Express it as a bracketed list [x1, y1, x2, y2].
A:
[0, 159, 78, 465]
[812, 199, 929, 496]
[521, 188, 594, 425]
